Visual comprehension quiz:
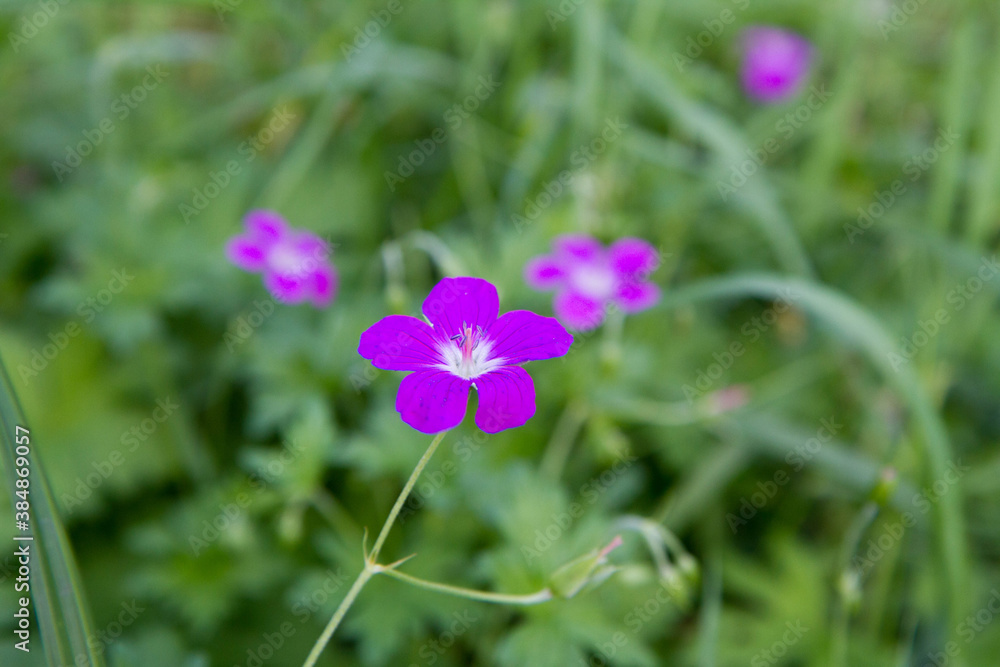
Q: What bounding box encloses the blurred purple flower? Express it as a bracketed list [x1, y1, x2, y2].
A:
[741, 26, 813, 103]
[524, 235, 661, 331]
[226, 210, 337, 307]
[358, 277, 572, 434]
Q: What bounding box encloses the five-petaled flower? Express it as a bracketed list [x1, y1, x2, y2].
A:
[358, 277, 573, 434]
[740, 26, 813, 103]
[226, 210, 337, 307]
[524, 234, 661, 331]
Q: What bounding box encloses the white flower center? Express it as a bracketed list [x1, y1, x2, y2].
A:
[267, 242, 307, 276]
[436, 325, 505, 380]
[569, 264, 616, 300]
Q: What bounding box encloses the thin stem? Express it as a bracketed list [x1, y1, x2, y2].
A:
[302, 430, 448, 667]
[302, 567, 373, 667]
[540, 400, 588, 480]
[370, 430, 447, 562]
[379, 567, 553, 606]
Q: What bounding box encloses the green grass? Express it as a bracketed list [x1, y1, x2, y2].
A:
[2, 1, 1000, 666]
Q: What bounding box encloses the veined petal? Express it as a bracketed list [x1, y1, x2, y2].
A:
[609, 238, 659, 279]
[359, 315, 444, 370]
[554, 289, 606, 331]
[473, 366, 536, 433]
[422, 276, 499, 338]
[613, 282, 660, 313]
[487, 310, 572, 364]
[524, 255, 565, 290]
[396, 371, 470, 434]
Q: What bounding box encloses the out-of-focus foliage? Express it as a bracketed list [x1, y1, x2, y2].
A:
[2, 0, 1000, 666]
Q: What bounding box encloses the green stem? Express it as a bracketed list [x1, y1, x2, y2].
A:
[302, 431, 448, 667]
[379, 567, 553, 605]
[540, 400, 588, 480]
[302, 567, 373, 667]
[370, 431, 447, 562]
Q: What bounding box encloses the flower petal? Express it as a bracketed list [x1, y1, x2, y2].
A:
[609, 238, 659, 279]
[310, 265, 338, 307]
[613, 281, 660, 313]
[359, 315, 444, 370]
[554, 289, 606, 330]
[396, 371, 470, 434]
[741, 27, 813, 103]
[422, 276, 499, 338]
[225, 236, 268, 271]
[524, 255, 565, 291]
[487, 310, 572, 364]
[473, 366, 535, 433]
[264, 271, 310, 304]
[244, 209, 287, 242]
[554, 234, 604, 264]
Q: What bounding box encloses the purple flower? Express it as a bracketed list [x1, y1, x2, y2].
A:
[524, 235, 661, 331]
[358, 277, 572, 434]
[740, 26, 813, 103]
[225, 210, 337, 307]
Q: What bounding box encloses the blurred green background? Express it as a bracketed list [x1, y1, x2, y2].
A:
[2, 0, 999, 665]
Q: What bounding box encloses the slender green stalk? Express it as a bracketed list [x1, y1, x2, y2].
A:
[658, 274, 969, 645]
[539, 400, 588, 480]
[378, 568, 553, 606]
[302, 431, 447, 667]
[369, 431, 447, 562]
[302, 567, 374, 667]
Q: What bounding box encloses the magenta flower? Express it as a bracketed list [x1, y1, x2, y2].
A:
[740, 26, 813, 103]
[524, 235, 661, 331]
[225, 210, 337, 307]
[358, 277, 572, 434]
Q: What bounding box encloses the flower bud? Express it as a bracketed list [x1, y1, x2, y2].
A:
[549, 536, 623, 599]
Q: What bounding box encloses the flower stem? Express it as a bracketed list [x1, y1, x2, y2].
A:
[540, 400, 588, 480]
[369, 431, 447, 562]
[302, 431, 448, 667]
[302, 567, 373, 667]
[378, 567, 553, 605]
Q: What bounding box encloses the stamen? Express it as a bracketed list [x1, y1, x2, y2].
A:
[461, 325, 474, 362]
